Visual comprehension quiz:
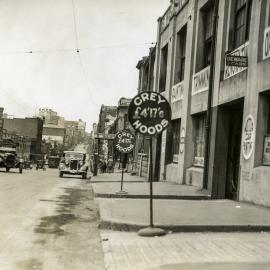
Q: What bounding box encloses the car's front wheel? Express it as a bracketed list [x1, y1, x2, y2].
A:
[82, 172, 87, 179]
[6, 167, 10, 172]
[59, 171, 63, 178]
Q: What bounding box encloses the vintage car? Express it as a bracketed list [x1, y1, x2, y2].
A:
[59, 151, 88, 179]
[0, 146, 24, 173]
[48, 156, 60, 168]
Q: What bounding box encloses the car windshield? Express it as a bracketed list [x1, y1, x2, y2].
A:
[65, 153, 84, 160]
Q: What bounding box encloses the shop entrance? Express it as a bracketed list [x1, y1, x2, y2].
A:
[211, 99, 243, 200]
[225, 104, 243, 200]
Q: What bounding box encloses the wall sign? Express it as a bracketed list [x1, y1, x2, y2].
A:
[192, 66, 210, 95]
[242, 114, 255, 160]
[128, 91, 171, 136]
[114, 129, 135, 154]
[171, 81, 184, 103]
[263, 134, 270, 166]
[263, 26, 270, 60]
[179, 127, 185, 154]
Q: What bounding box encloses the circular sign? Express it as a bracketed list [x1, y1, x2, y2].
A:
[114, 129, 135, 154]
[128, 91, 171, 136]
[242, 114, 255, 160]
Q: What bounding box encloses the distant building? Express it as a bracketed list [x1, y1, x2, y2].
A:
[3, 117, 43, 161]
[96, 105, 117, 160]
[42, 124, 66, 145]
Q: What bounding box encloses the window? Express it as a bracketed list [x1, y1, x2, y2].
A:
[203, 7, 213, 68]
[233, 0, 252, 48]
[171, 119, 181, 162]
[193, 114, 206, 166]
[174, 25, 187, 84]
[166, 119, 181, 164]
[159, 44, 168, 92]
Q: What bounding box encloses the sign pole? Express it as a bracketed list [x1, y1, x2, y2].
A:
[149, 137, 153, 227]
[121, 154, 124, 192]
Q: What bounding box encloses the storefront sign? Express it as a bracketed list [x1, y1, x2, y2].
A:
[179, 127, 185, 153]
[192, 66, 210, 95]
[114, 129, 135, 154]
[224, 42, 249, 80]
[263, 26, 270, 60]
[263, 134, 270, 166]
[171, 81, 184, 103]
[242, 114, 255, 160]
[225, 54, 248, 67]
[128, 91, 171, 136]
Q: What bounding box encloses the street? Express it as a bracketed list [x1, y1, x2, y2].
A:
[0, 168, 104, 270]
[1, 169, 270, 270]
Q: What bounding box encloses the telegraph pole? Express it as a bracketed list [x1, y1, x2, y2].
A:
[203, 0, 219, 189]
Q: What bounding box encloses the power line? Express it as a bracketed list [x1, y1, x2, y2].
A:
[71, 0, 80, 51]
[0, 42, 156, 56]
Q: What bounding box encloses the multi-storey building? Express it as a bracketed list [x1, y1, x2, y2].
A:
[137, 0, 270, 207]
[3, 117, 43, 161]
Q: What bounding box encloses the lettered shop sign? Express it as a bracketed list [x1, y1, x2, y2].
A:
[242, 115, 255, 160]
[128, 92, 171, 136]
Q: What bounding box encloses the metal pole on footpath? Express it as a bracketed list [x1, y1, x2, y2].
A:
[149, 137, 153, 227]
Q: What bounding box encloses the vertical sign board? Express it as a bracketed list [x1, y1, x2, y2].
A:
[128, 91, 171, 232]
[263, 26, 270, 60]
[0, 107, 4, 138]
[263, 135, 270, 166]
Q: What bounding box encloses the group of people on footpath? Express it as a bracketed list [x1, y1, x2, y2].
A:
[99, 157, 114, 173]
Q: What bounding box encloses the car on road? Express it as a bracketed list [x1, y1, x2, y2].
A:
[59, 150, 88, 179]
[48, 156, 60, 168]
[0, 146, 24, 173]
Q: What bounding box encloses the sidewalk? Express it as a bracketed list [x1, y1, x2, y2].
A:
[92, 173, 270, 232]
[92, 172, 210, 200]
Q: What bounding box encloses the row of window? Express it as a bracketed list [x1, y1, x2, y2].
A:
[159, 0, 255, 92]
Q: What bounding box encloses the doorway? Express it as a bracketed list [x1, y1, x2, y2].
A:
[225, 105, 243, 200]
[211, 99, 243, 200]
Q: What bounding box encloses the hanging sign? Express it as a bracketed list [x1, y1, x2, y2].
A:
[225, 54, 248, 67]
[114, 129, 135, 154]
[128, 91, 171, 136]
[242, 114, 255, 160]
[179, 127, 186, 154]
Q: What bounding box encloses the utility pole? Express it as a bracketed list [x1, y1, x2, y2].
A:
[202, 0, 219, 189]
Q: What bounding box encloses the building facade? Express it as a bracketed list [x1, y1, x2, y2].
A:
[3, 117, 43, 160]
[137, 0, 270, 207]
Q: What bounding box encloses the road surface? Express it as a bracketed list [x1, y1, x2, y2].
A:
[0, 168, 104, 270]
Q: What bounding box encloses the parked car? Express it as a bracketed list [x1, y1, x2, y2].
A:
[59, 151, 88, 179]
[0, 146, 24, 173]
[23, 160, 33, 170]
[48, 156, 60, 168]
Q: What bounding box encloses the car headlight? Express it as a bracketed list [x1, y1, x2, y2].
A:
[19, 158, 24, 163]
[79, 161, 83, 166]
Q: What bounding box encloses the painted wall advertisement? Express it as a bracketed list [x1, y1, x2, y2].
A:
[192, 66, 209, 95]
[263, 135, 270, 166]
[242, 115, 255, 160]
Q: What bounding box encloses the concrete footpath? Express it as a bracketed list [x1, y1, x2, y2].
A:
[92, 173, 270, 232]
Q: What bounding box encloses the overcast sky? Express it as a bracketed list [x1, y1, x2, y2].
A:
[0, 0, 169, 131]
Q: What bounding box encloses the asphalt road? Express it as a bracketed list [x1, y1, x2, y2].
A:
[0, 168, 105, 270]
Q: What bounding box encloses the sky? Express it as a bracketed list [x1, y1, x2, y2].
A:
[0, 0, 169, 131]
